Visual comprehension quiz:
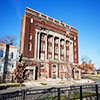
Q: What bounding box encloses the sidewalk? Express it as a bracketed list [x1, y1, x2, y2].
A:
[0, 79, 96, 94]
[23, 79, 96, 87]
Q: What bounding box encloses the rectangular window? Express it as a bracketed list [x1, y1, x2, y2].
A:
[29, 33, 32, 40]
[0, 64, 2, 72]
[48, 45, 52, 52]
[75, 54, 77, 59]
[11, 52, 14, 59]
[41, 43, 45, 51]
[48, 54, 52, 60]
[30, 18, 33, 23]
[40, 63, 44, 69]
[12, 64, 14, 68]
[74, 36, 76, 40]
[28, 43, 32, 51]
[40, 73, 44, 77]
[74, 42, 76, 46]
[0, 50, 4, 58]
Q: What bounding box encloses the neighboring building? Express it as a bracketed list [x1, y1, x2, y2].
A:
[96, 69, 100, 74]
[0, 43, 17, 82]
[19, 7, 80, 80]
[79, 63, 96, 74]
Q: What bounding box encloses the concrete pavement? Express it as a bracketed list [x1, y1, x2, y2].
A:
[0, 79, 96, 94]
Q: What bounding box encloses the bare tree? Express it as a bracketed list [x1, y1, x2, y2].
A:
[0, 35, 17, 45]
[81, 56, 92, 64]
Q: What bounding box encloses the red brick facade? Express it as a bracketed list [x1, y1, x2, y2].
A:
[19, 7, 79, 80]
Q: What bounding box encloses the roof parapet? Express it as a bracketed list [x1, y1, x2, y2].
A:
[25, 7, 78, 34]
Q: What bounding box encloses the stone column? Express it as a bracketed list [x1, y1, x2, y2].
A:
[52, 36, 54, 60]
[69, 41, 73, 63]
[66, 40, 69, 61]
[59, 38, 61, 60]
[38, 33, 40, 60]
[78, 69, 81, 79]
[35, 31, 37, 59]
[33, 67, 36, 80]
[64, 40, 66, 61]
[45, 35, 47, 60]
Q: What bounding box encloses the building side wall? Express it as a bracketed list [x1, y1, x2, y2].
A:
[0, 44, 17, 81]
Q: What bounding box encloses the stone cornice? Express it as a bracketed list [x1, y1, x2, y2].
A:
[25, 7, 78, 34]
[35, 24, 73, 39]
[22, 57, 73, 64]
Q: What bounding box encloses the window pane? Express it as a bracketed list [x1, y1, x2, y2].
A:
[0, 64, 2, 72]
[12, 64, 14, 68]
[29, 34, 32, 40]
[28, 43, 32, 51]
[0, 50, 4, 58]
[11, 52, 14, 59]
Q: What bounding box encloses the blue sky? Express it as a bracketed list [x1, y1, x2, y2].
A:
[0, 0, 100, 69]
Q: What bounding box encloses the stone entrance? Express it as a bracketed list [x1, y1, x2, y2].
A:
[26, 66, 37, 80]
[51, 64, 58, 79]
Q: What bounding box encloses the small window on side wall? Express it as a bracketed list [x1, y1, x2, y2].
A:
[11, 52, 14, 59]
[29, 33, 32, 40]
[12, 64, 14, 68]
[0, 64, 2, 72]
[0, 50, 4, 58]
[28, 43, 32, 51]
[30, 18, 33, 23]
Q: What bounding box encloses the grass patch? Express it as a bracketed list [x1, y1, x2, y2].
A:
[89, 76, 100, 80]
[0, 83, 25, 89]
[7, 83, 25, 87]
[41, 83, 47, 85]
[35, 92, 96, 100]
[59, 82, 64, 84]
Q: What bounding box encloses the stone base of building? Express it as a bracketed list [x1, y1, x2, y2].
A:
[23, 59, 81, 80]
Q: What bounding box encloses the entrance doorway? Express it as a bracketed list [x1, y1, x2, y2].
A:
[51, 64, 57, 79]
[35, 67, 38, 80]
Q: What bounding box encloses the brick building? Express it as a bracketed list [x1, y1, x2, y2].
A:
[19, 7, 80, 80]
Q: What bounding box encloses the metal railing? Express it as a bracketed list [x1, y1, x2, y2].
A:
[0, 84, 100, 100]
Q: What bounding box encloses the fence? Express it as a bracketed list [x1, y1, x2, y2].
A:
[0, 84, 100, 100]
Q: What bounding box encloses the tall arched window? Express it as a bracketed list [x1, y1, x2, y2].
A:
[46, 64, 49, 72]
[59, 65, 64, 72]
[52, 64, 57, 79]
